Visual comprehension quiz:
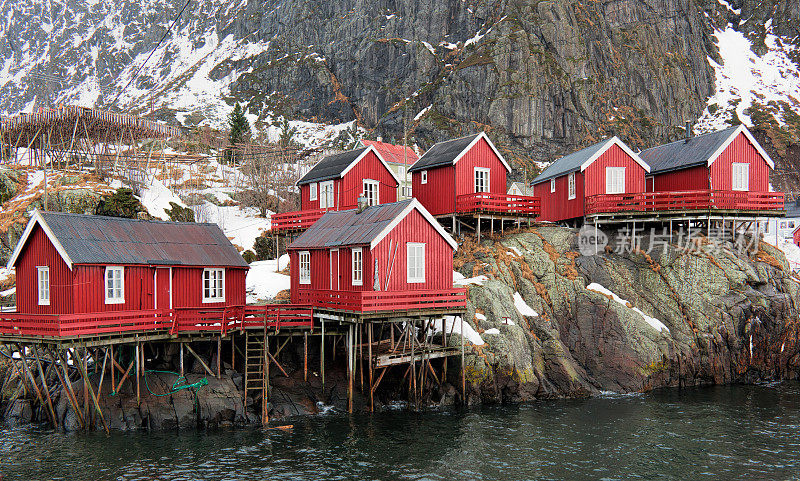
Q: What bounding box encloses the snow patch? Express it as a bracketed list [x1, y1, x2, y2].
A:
[484, 328, 500, 335]
[586, 283, 670, 333]
[454, 275, 488, 286]
[246, 258, 290, 302]
[430, 316, 484, 346]
[513, 292, 538, 317]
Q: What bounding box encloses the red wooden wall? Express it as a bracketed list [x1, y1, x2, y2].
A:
[412, 137, 508, 216]
[171, 267, 246, 308]
[649, 165, 709, 192]
[533, 171, 585, 222]
[15, 226, 73, 315]
[411, 165, 455, 216]
[73, 265, 154, 312]
[289, 209, 454, 302]
[649, 132, 771, 193]
[710, 132, 770, 192]
[300, 151, 398, 210]
[582, 144, 647, 196]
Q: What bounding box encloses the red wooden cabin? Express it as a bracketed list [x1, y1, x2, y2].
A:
[287, 199, 466, 313]
[271, 145, 400, 233]
[608, 125, 784, 215]
[408, 132, 539, 218]
[531, 137, 650, 222]
[7, 210, 248, 316]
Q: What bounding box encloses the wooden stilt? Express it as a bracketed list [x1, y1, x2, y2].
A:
[113, 360, 135, 396]
[263, 333, 269, 425]
[410, 321, 417, 408]
[76, 350, 110, 435]
[185, 344, 215, 377]
[33, 347, 58, 428]
[217, 336, 222, 379]
[347, 325, 354, 413]
[109, 345, 115, 392]
[321, 321, 326, 391]
[179, 342, 184, 377]
[358, 323, 363, 392]
[461, 316, 466, 404]
[135, 343, 140, 407]
[303, 332, 308, 382]
[48, 349, 84, 430]
[231, 333, 235, 372]
[368, 323, 374, 412]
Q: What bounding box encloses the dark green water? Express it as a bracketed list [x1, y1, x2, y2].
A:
[2, 384, 800, 480]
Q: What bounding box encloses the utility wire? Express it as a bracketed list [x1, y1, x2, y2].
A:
[109, 0, 192, 108]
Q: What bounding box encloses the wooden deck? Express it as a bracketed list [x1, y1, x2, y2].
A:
[456, 192, 540, 217]
[585, 190, 785, 222]
[0, 304, 314, 344]
[269, 209, 326, 234]
[295, 289, 467, 320]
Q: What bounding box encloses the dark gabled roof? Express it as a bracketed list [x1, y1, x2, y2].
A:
[13, 211, 249, 268]
[297, 147, 368, 185]
[289, 200, 413, 249]
[532, 139, 611, 184]
[288, 199, 458, 250]
[639, 126, 739, 174]
[408, 133, 481, 172]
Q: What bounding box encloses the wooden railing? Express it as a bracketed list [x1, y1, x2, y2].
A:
[0, 305, 314, 338]
[295, 289, 468, 313]
[269, 209, 326, 233]
[0, 309, 172, 337]
[585, 190, 785, 215]
[456, 193, 540, 217]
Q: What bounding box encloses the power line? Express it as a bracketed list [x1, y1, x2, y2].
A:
[109, 0, 192, 108]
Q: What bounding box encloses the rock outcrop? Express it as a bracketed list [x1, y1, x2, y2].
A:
[454, 225, 800, 402]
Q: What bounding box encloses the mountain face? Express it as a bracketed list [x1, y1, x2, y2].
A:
[1, 0, 798, 172]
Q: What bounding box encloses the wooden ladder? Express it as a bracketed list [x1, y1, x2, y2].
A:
[243, 331, 266, 401]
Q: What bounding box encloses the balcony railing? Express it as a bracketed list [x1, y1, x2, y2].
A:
[0, 305, 314, 339]
[456, 193, 540, 217]
[585, 190, 785, 215]
[269, 209, 326, 233]
[295, 288, 468, 313]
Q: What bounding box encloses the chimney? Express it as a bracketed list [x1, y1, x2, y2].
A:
[376, 136, 383, 142]
[685, 120, 693, 142]
[357, 196, 369, 213]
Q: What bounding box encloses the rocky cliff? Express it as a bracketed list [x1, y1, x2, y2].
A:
[1, 0, 798, 172]
[455, 226, 800, 402]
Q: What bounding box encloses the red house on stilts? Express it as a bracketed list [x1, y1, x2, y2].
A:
[287, 199, 466, 316]
[3, 210, 257, 337]
[409, 132, 539, 233]
[270, 145, 400, 234]
[531, 136, 650, 224]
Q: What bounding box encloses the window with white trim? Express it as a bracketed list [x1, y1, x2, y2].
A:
[550, 178, 556, 193]
[105, 266, 125, 304]
[363, 179, 379, 206]
[605, 167, 626, 194]
[474, 167, 490, 193]
[567, 173, 576, 200]
[37, 266, 50, 306]
[407, 243, 425, 283]
[402, 186, 412, 197]
[320, 181, 335, 209]
[309, 182, 318, 201]
[421, 171, 428, 184]
[732, 162, 749, 191]
[351, 247, 363, 286]
[299, 251, 311, 285]
[202, 268, 225, 302]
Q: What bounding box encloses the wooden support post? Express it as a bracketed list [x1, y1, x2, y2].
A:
[217, 336, 222, 379]
[303, 332, 308, 382]
[109, 345, 115, 393]
[135, 342, 140, 407]
[231, 333, 236, 372]
[49, 349, 84, 430]
[347, 324, 354, 414]
[461, 316, 466, 405]
[268, 328, 269, 426]
[368, 323, 374, 413]
[185, 344, 215, 377]
[358, 323, 363, 393]
[179, 342, 184, 377]
[410, 321, 417, 408]
[33, 347, 58, 429]
[321, 321, 326, 391]
[477, 214, 481, 241]
[76, 350, 110, 435]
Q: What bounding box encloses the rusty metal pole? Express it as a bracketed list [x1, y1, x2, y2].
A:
[460, 316, 466, 405]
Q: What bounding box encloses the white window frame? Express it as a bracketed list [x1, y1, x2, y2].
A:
[104, 266, 125, 304]
[202, 268, 225, 303]
[407, 242, 425, 284]
[421, 171, 428, 184]
[320, 181, 335, 209]
[550, 178, 556, 193]
[732, 162, 749, 191]
[309, 182, 318, 201]
[402, 186, 412, 197]
[474, 167, 490, 193]
[363, 179, 379, 206]
[605, 166, 626, 195]
[299, 251, 311, 285]
[37, 266, 50, 306]
[351, 247, 363, 286]
[568, 172, 576, 200]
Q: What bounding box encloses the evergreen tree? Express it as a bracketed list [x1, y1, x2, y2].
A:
[96, 188, 146, 219]
[226, 102, 251, 163]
